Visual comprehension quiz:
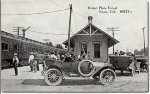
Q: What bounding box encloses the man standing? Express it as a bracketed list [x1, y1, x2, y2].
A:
[13, 53, 19, 76]
[33, 58, 37, 73]
[28, 52, 34, 72]
[56, 52, 61, 61]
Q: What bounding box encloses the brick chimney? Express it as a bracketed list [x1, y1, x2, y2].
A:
[88, 16, 93, 24]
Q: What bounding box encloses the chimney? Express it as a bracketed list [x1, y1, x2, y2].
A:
[88, 16, 93, 24]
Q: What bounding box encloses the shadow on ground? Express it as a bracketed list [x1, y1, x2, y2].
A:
[21, 79, 47, 86]
[115, 71, 146, 77]
[21, 79, 102, 86]
[62, 79, 101, 86]
[116, 72, 132, 76]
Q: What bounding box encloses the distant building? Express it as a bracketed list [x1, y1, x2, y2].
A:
[63, 16, 119, 62]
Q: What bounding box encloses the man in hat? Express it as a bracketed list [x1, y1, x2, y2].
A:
[28, 52, 34, 72]
[33, 58, 38, 73]
[56, 52, 61, 61]
[50, 52, 57, 60]
[13, 53, 19, 76]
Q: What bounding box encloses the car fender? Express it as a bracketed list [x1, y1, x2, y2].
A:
[92, 63, 115, 77]
[47, 65, 65, 78]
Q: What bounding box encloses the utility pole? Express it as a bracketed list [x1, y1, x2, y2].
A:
[13, 26, 23, 58]
[142, 27, 146, 56]
[107, 27, 119, 55]
[13, 26, 24, 36]
[68, 4, 72, 53]
[22, 26, 30, 38]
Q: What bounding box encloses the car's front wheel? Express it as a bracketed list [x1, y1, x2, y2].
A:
[99, 69, 116, 85]
[44, 68, 63, 86]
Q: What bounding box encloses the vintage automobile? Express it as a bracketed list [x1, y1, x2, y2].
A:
[109, 55, 134, 75]
[109, 52, 147, 75]
[43, 56, 116, 86]
[109, 52, 148, 75]
[136, 55, 148, 71]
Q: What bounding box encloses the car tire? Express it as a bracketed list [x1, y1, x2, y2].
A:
[78, 60, 96, 77]
[99, 69, 116, 85]
[44, 68, 63, 86]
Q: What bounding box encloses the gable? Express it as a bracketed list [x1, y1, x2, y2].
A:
[63, 23, 119, 47]
[77, 24, 104, 35]
[78, 30, 89, 34]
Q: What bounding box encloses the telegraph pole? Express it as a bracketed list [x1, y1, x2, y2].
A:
[22, 26, 30, 38]
[107, 27, 119, 54]
[13, 26, 24, 36]
[68, 4, 72, 52]
[142, 27, 146, 56]
[13, 26, 23, 58]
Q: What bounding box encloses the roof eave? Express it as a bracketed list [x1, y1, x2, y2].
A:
[63, 23, 119, 47]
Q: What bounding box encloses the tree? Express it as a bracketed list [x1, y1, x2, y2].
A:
[55, 44, 63, 49]
[134, 47, 148, 56]
[134, 49, 139, 55]
[46, 42, 53, 47]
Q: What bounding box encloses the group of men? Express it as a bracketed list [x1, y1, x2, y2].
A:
[12, 52, 40, 76]
[28, 52, 39, 72]
[12, 51, 91, 76]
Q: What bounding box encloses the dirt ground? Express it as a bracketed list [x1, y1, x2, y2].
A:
[1, 64, 149, 93]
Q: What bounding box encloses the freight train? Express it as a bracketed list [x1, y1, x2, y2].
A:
[1, 30, 67, 69]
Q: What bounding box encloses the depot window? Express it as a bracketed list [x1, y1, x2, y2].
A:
[2, 43, 9, 51]
[81, 43, 87, 55]
[94, 43, 100, 58]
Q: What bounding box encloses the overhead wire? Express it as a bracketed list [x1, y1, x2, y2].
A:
[29, 30, 73, 35]
[73, 10, 105, 26]
[47, 0, 75, 35]
[3, 0, 107, 36]
[47, 0, 66, 9]
[46, 0, 78, 35]
[1, 8, 69, 15]
[46, 0, 107, 29]
[2, 1, 74, 37]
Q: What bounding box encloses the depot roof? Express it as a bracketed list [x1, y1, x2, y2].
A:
[63, 23, 119, 48]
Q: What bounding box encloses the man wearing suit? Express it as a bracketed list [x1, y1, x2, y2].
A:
[13, 53, 19, 76]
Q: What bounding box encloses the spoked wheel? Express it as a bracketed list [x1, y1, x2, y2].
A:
[99, 69, 116, 85]
[44, 68, 63, 86]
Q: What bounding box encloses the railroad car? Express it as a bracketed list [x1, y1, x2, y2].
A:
[1, 31, 67, 69]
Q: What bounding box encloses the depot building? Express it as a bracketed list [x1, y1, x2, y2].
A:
[63, 16, 119, 62]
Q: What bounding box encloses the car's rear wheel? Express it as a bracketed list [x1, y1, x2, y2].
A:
[99, 69, 116, 85]
[44, 68, 63, 86]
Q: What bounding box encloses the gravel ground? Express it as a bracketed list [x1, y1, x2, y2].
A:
[1, 64, 149, 93]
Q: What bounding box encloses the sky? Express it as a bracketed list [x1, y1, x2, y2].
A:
[1, 0, 148, 54]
